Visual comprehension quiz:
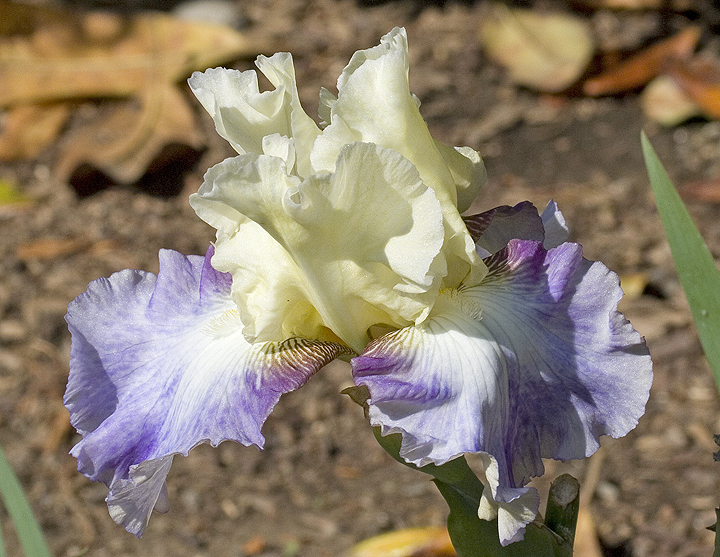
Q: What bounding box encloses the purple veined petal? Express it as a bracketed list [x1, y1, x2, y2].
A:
[540, 200, 569, 249]
[64, 246, 351, 536]
[463, 202, 545, 257]
[352, 238, 651, 544]
[462, 200, 570, 257]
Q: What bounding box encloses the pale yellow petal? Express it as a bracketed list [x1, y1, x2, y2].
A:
[210, 220, 329, 343]
[311, 27, 486, 288]
[191, 144, 445, 351]
[191, 155, 327, 343]
[188, 54, 319, 177]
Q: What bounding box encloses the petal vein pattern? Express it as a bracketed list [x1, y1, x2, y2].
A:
[353, 238, 651, 543]
[191, 142, 446, 352]
[64, 247, 349, 536]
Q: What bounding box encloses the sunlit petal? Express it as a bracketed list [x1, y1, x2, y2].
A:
[353, 239, 651, 539]
[476, 453, 540, 546]
[540, 200, 569, 248]
[65, 248, 349, 536]
[191, 143, 446, 351]
[188, 54, 320, 177]
[312, 27, 486, 287]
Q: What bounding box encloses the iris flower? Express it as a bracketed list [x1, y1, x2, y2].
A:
[64, 27, 652, 545]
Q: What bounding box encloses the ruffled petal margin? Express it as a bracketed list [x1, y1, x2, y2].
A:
[188, 56, 320, 178]
[352, 238, 651, 544]
[64, 247, 350, 536]
[192, 142, 446, 352]
[312, 27, 486, 288]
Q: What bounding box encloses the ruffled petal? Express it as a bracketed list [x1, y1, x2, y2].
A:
[353, 239, 651, 541]
[191, 142, 446, 352]
[210, 218, 330, 344]
[188, 55, 320, 178]
[64, 247, 349, 536]
[463, 202, 545, 256]
[352, 291, 506, 468]
[464, 201, 570, 257]
[190, 154, 328, 343]
[312, 27, 486, 288]
[438, 143, 487, 214]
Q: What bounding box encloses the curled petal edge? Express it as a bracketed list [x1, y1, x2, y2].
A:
[65, 247, 351, 536]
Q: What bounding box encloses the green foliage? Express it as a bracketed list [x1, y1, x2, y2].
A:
[373, 428, 574, 557]
[0, 507, 6, 557]
[642, 132, 720, 391]
[543, 475, 580, 547]
[642, 132, 720, 557]
[0, 444, 52, 557]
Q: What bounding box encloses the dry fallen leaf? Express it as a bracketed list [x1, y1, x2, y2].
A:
[640, 53, 720, 125]
[16, 237, 89, 260]
[666, 56, 720, 119]
[680, 178, 720, 203]
[0, 7, 257, 107]
[241, 535, 266, 556]
[619, 272, 652, 300]
[478, 3, 595, 92]
[0, 2, 261, 185]
[641, 74, 703, 126]
[57, 83, 204, 187]
[349, 527, 455, 557]
[583, 26, 701, 96]
[0, 103, 70, 160]
[573, 451, 604, 557]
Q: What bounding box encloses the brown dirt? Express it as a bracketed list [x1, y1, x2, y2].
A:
[1, 1, 720, 556]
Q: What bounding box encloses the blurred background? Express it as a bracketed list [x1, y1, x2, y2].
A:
[0, 0, 719, 555]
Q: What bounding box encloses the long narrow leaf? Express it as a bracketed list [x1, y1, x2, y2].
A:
[642, 132, 720, 390]
[0, 444, 51, 557]
[0, 508, 7, 557]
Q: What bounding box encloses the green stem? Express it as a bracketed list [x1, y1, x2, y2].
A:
[544, 475, 580, 546]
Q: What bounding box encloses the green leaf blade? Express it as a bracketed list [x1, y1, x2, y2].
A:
[0, 445, 52, 557]
[0, 511, 7, 557]
[435, 479, 571, 557]
[642, 132, 720, 391]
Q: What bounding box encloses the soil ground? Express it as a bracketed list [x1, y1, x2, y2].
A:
[1, 0, 720, 556]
